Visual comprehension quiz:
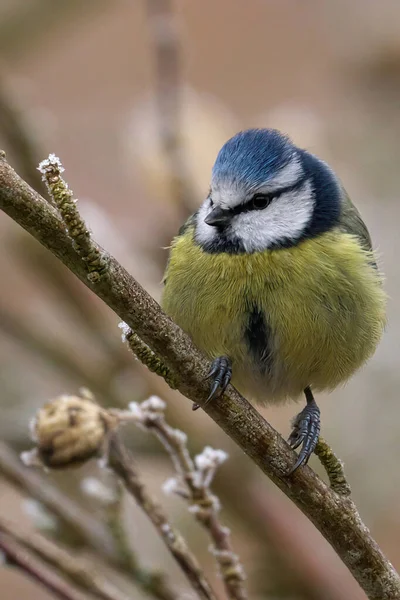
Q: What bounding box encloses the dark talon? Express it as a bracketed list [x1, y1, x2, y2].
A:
[287, 387, 320, 475]
[205, 356, 232, 404]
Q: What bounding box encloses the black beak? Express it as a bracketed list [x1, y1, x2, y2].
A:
[204, 206, 231, 228]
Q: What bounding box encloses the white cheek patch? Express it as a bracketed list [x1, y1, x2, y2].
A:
[195, 200, 218, 246]
[230, 180, 315, 252]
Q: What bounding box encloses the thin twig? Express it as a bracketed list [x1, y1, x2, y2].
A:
[0, 72, 44, 193]
[104, 479, 177, 600]
[118, 398, 247, 600]
[108, 433, 217, 600]
[0, 517, 131, 600]
[314, 437, 352, 496]
[0, 441, 116, 556]
[0, 442, 178, 600]
[146, 0, 195, 215]
[0, 530, 89, 600]
[0, 153, 399, 599]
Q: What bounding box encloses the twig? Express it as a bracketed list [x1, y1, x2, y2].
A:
[0, 441, 116, 556]
[0, 304, 121, 404]
[315, 437, 352, 496]
[119, 398, 247, 600]
[0, 72, 44, 193]
[119, 323, 178, 389]
[145, 0, 195, 215]
[0, 517, 130, 600]
[0, 530, 89, 600]
[0, 153, 399, 599]
[0, 442, 178, 600]
[108, 433, 217, 600]
[102, 479, 177, 600]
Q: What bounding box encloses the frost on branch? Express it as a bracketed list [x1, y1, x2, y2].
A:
[122, 396, 247, 600]
[37, 153, 65, 177]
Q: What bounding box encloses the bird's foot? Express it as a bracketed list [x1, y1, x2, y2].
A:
[192, 356, 232, 411]
[287, 388, 320, 474]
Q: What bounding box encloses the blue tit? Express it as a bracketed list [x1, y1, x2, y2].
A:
[162, 128, 386, 473]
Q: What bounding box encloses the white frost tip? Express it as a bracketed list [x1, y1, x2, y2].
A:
[162, 477, 180, 496]
[194, 446, 229, 471]
[37, 153, 65, 175]
[20, 449, 42, 467]
[118, 321, 131, 342]
[128, 402, 143, 419]
[171, 428, 187, 444]
[188, 504, 201, 515]
[160, 523, 174, 540]
[81, 477, 117, 504]
[141, 395, 166, 412]
[22, 499, 58, 531]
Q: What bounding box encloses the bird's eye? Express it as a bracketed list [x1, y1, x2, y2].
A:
[251, 194, 271, 210]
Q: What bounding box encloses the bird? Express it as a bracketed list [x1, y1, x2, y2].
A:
[161, 128, 386, 473]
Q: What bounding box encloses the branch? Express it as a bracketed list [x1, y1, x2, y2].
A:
[0, 442, 178, 600]
[0, 441, 117, 556]
[0, 530, 89, 600]
[146, 0, 195, 215]
[120, 397, 247, 600]
[0, 153, 399, 599]
[108, 433, 217, 600]
[0, 517, 131, 600]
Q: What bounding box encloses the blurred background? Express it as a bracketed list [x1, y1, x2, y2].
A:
[0, 1, 400, 599]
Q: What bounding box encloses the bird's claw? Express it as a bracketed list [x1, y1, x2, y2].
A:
[192, 356, 232, 411]
[287, 399, 320, 474]
[205, 356, 232, 402]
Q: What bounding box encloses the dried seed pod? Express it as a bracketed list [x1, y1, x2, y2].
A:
[31, 394, 113, 468]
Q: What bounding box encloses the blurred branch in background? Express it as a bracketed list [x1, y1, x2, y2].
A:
[0, 71, 44, 193]
[0, 518, 132, 600]
[0, 442, 178, 600]
[0, 530, 90, 600]
[145, 0, 196, 217]
[1, 153, 399, 600]
[115, 397, 247, 600]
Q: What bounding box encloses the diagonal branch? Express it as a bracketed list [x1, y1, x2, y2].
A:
[108, 433, 217, 600]
[0, 153, 399, 600]
[0, 530, 90, 600]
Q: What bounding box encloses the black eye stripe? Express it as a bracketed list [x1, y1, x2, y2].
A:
[227, 175, 308, 217]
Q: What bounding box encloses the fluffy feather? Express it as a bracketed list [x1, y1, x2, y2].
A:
[162, 226, 386, 404]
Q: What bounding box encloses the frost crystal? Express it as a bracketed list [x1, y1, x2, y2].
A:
[22, 499, 58, 531]
[81, 477, 117, 504]
[195, 446, 229, 471]
[141, 396, 166, 412]
[37, 153, 64, 175]
[188, 504, 201, 515]
[162, 477, 180, 496]
[171, 428, 187, 444]
[128, 402, 143, 419]
[118, 321, 131, 342]
[160, 523, 175, 541]
[20, 449, 41, 467]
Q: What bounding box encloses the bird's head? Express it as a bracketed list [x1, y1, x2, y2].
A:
[195, 128, 341, 253]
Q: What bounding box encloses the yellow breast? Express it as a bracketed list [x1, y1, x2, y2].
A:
[162, 227, 386, 404]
